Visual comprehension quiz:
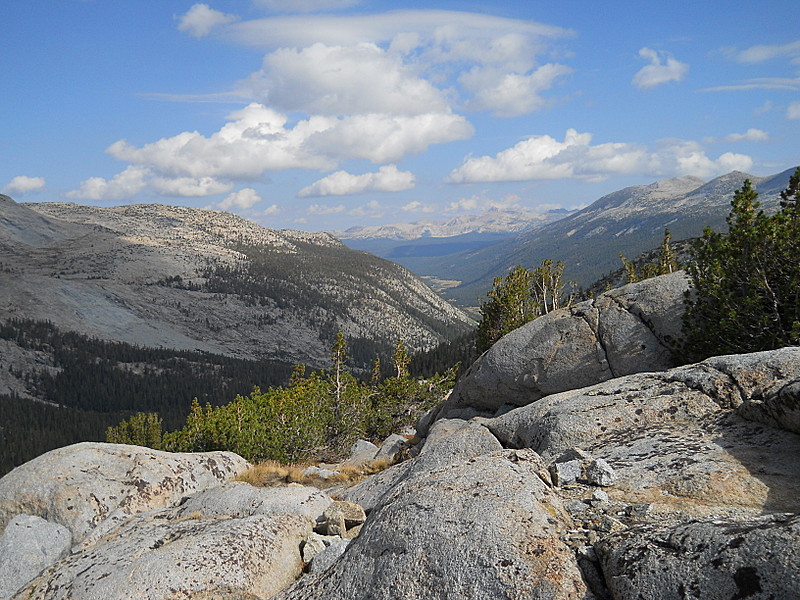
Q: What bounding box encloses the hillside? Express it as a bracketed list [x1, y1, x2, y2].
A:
[0, 196, 475, 473]
[0, 197, 473, 367]
[445, 167, 796, 307]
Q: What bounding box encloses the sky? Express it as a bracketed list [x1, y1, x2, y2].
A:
[2, 1, 799, 232]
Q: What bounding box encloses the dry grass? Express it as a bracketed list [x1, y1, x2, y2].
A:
[236, 458, 394, 489]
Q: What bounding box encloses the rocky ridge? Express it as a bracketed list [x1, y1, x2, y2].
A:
[0, 196, 473, 370]
[1, 273, 799, 599]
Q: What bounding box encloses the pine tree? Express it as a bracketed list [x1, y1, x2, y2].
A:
[681, 171, 800, 361]
[476, 265, 535, 354]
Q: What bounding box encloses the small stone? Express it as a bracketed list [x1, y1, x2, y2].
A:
[590, 489, 609, 505]
[309, 540, 350, 574]
[586, 459, 617, 487]
[550, 460, 582, 486]
[566, 500, 589, 515]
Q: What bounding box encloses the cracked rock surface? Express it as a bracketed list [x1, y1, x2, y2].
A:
[435, 271, 688, 421]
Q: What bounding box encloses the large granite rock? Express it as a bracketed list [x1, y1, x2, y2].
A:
[435, 272, 688, 421]
[596, 513, 800, 600]
[0, 514, 71, 599]
[276, 449, 588, 600]
[17, 511, 310, 600]
[485, 348, 800, 520]
[338, 419, 502, 511]
[0, 442, 250, 543]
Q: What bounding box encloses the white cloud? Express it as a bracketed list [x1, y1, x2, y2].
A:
[632, 48, 689, 89]
[66, 166, 149, 201]
[2, 175, 46, 195]
[106, 104, 471, 180]
[298, 165, 415, 198]
[239, 42, 449, 116]
[306, 112, 474, 164]
[178, 4, 238, 38]
[349, 199, 383, 217]
[262, 204, 281, 216]
[735, 40, 800, 64]
[448, 129, 753, 183]
[788, 101, 800, 120]
[217, 188, 262, 211]
[402, 200, 435, 213]
[151, 176, 233, 197]
[226, 10, 572, 117]
[722, 129, 770, 143]
[254, 0, 361, 13]
[308, 203, 346, 215]
[227, 10, 571, 52]
[460, 63, 572, 117]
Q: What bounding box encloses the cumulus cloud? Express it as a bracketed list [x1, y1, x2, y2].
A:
[2, 175, 46, 195]
[227, 10, 572, 117]
[66, 166, 149, 201]
[448, 129, 752, 183]
[240, 42, 448, 116]
[446, 193, 523, 214]
[298, 165, 415, 197]
[632, 48, 689, 89]
[151, 176, 232, 197]
[460, 63, 572, 117]
[788, 101, 800, 120]
[217, 188, 262, 211]
[178, 4, 238, 38]
[107, 104, 471, 180]
[308, 203, 346, 215]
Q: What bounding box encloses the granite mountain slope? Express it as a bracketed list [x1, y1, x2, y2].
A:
[0, 196, 472, 370]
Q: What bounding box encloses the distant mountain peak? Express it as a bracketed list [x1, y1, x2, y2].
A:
[333, 208, 572, 241]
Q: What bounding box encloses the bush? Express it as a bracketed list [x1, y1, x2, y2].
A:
[680, 168, 800, 362]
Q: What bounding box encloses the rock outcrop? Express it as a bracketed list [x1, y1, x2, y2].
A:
[0, 442, 250, 544]
[2, 275, 800, 599]
[434, 271, 688, 423]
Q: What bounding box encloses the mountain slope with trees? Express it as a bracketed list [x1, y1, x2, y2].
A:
[438, 168, 797, 307]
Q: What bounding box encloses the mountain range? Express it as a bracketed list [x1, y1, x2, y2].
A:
[342, 168, 796, 307]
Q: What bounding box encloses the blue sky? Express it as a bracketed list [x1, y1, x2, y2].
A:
[2, 1, 799, 231]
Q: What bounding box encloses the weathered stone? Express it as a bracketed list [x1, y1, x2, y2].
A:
[339, 419, 502, 512]
[343, 440, 379, 465]
[438, 272, 688, 418]
[586, 459, 617, 487]
[0, 514, 71, 599]
[0, 442, 250, 542]
[309, 539, 350, 574]
[301, 465, 340, 479]
[550, 460, 582, 487]
[274, 449, 588, 600]
[17, 511, 311, 600]
[317, 501, 366, 536]
[596, 513, 800, 600]
[486, 353, 800, 520]
[667, 346, 800, 432]
[173, 481, 332, 522]
[373, 433, 408, 463]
